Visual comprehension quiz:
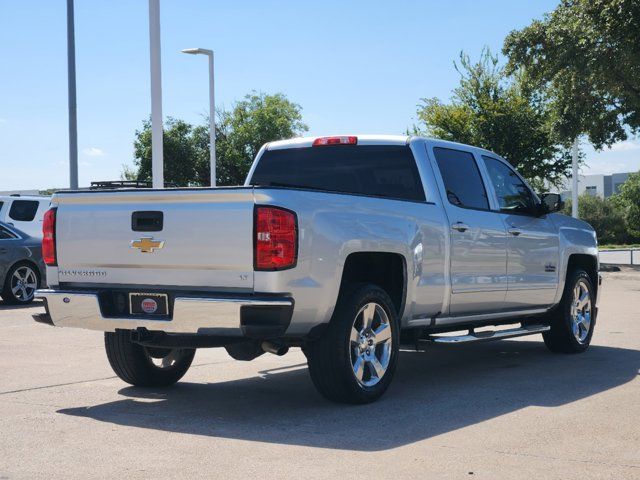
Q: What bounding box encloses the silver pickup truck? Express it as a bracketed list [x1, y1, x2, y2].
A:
[34, 135, 601, 404]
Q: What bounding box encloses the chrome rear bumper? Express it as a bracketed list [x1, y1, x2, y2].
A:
[34, 289, 293, 336]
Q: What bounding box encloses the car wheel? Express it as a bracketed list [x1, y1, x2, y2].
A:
[543, 268, 596, 353]
[2, 262, 39, 305]
[105, 330, 196, 387]
[306, 284, 399, 404]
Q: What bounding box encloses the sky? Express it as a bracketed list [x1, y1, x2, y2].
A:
[1, 0, 638, 191]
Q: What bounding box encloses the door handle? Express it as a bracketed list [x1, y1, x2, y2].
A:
[508, 228, 522, 236]
[451, 222, 469, 232]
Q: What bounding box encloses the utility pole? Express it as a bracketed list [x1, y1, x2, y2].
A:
[149, 0, 164, 188]
[66, 0, 78, 189]
[571, 137, 579, 218]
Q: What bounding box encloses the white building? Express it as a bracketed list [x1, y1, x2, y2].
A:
[552, 172, 633, 199]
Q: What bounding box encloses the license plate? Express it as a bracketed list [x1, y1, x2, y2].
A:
[129, 293, 169, 316]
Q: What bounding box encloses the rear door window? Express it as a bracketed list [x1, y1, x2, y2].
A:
[8, 200, 39, 221]
[433, 148, 489, 210]
[249, 145, 425, 202]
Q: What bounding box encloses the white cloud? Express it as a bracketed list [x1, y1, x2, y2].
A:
[82, 147, 106, 157]
[608, 139, 640, 152]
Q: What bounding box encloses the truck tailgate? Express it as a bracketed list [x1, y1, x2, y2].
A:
[54, 188, 255, 290]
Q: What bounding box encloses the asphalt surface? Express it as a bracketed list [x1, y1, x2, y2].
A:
[1, 270, 639, 479]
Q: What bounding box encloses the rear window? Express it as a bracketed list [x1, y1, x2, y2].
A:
[249, 145, 425, 202]
[9, 200, 40, 221]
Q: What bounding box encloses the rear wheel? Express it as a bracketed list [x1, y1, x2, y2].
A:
[104, 330, 195, 387]
[543, 269, 596, 353]
[2, 262, 39, 305]
[306, 284, 399, 404]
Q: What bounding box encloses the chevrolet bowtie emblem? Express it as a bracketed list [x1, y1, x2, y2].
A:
[130, 237, 165, 253]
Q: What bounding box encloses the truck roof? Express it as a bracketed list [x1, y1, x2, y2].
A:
[266, 135, 410, 150]
[265, 135, 501, 159]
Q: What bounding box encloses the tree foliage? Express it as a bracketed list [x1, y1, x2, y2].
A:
[413, 49, 572, 189]
[562, 194, 634, 244]
[503, 0, 640, 148]
[125, 92, 308, 186]
[128, 118, 203, 186]
[615, 171, 640, 236]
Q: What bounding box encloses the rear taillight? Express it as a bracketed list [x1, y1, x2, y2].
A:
[42, 208, 57, 266]
[254, 206, 297, 271]
[312, 136, 357, 146]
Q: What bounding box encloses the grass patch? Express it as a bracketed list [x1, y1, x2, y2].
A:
[599, 244, 640, 250]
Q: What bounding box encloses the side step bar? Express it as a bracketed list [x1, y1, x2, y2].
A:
[423, 324, 550, 344]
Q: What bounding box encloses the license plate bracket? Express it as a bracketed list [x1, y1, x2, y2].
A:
[129, 293, 169, 316]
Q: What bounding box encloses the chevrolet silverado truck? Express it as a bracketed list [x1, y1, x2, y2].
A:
[34, 135, 601, 404]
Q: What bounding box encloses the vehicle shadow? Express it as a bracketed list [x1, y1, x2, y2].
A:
[58, 340, 640, 451]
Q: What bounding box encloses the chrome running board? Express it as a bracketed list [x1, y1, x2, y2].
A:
[424, 324, 550, 344]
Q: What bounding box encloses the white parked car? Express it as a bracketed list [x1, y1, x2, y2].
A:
[0, 196, 51, 238]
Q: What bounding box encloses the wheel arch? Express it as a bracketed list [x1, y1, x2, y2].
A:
[4, 258, 42, 285]
[566, 253, 598, 293]
[337, 251, 407, 319]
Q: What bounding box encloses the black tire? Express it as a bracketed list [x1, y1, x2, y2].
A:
[306, 284, 400, 404]
[104, 330, 195, 387]
[543, 268, 596, 353]
[1, 261, 40, 305]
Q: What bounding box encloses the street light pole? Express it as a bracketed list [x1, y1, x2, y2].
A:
[571, 136, 579, 218]
[66, 0, 78, 189]
[149, 0, 164, 189]
[181, 48, 216, 186]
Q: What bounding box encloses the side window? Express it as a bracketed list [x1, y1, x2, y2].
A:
[433, 147, 489, 210]
[482, 156, 536, 213]
[8, 200, 39, 222]
[0, 226, 17, 239]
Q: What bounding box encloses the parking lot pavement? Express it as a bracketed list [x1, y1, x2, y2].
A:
[1, 272, 639, 480]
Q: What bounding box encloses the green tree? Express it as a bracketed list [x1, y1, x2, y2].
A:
[127, 118, 202, 186]
[413, 49, 572, 189]
[503, 0, 640, 148]
[126, 92, 308, 186]
[208, 92, 308, 186]
[562, 194, 631, 244]
[615, 171, 640, 236]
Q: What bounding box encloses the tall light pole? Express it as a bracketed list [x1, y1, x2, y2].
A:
[149, 0, 164, 188]
[181, 48, 216, 186]
[66, 0, 78, 189]
[571, 137, 579, 218]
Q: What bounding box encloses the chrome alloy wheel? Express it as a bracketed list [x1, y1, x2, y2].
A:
[570, 279, 592, 344]
[349, 302, 393, 387]
[144, 347, 188, 369]
[11, 265, 38, 302]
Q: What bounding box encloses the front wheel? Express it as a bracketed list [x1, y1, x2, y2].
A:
[543, 269, 596, 353]
[104, 330, 195, 387]
[306, 284, 399, 404]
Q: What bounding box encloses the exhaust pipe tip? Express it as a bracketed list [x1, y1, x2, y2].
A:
[261, 341, 289, 356]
